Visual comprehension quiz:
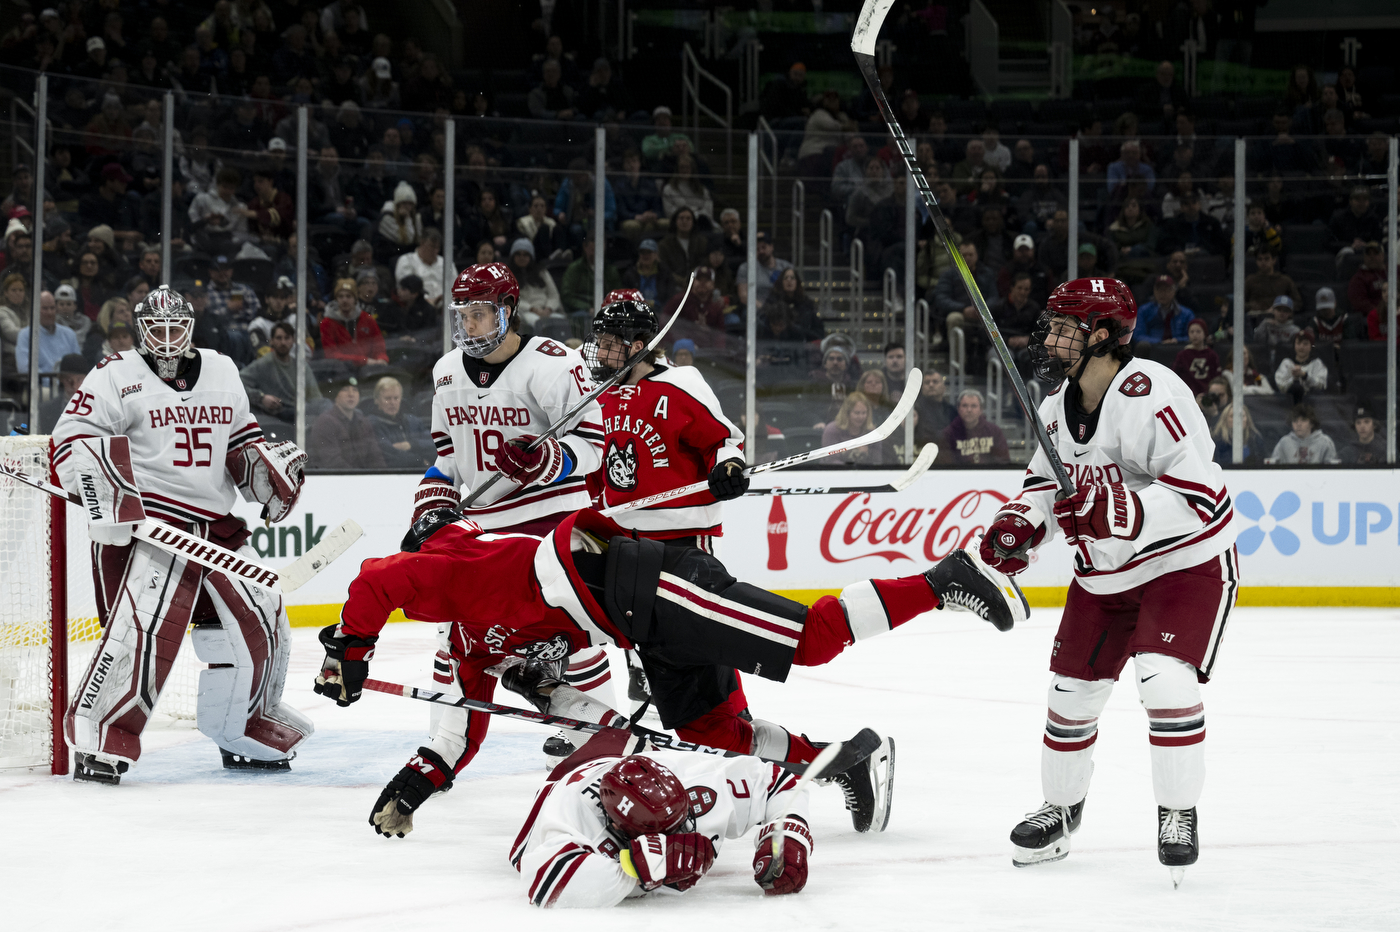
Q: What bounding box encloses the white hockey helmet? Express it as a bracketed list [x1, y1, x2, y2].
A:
[135, 285, 195, 374]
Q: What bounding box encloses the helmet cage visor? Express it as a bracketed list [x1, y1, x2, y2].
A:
[136, 315, 194, 360]
[451, 298, 510, 358]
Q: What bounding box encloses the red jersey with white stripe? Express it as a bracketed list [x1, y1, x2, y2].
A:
[429, 336, 604, 530]
[52, 349, 262, 524]
[510, 730, 808, 908]
[1018, 356, 1235, 594]
[588, 365, 743, 538]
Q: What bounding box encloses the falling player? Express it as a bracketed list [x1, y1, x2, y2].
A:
[979, 277, 1237, 885]
[510, 727, 814, 907]
[52, 285, 312, 783]
[580, 296, 886, 830]
[314, 506, 1028, 836]
[411, 262, 612, 770]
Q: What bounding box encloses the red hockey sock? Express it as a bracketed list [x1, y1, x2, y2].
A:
[793, 576, 940, 666]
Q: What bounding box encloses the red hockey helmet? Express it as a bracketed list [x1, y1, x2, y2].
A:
[1031, 276, 1137, 381]
[450, 262, 519, 358]
[598, 756, 688, 838]
[605, 288, 648, 308]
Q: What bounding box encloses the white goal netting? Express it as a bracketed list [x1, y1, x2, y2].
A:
[0, 437, 199, 774]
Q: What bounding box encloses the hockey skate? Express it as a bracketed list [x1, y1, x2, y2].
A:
[543, 730, 577, 770]
[1158, 806, 1199, 889]
[1010, 798, 1086, 866]
[73, 752, 129, 786]
[925, 549, 1029, 631]
[819, 733, 896, 833]
[221, 750, 295, 771]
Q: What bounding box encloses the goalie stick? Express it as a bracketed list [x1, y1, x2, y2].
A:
[362, 677, 880, 778]
[0, 463, 361, 592]
[459, 271, 698, 510]
[743, 442, 935, 498]
[600, 367, 922, 518]
[852, 0, 1073, 497]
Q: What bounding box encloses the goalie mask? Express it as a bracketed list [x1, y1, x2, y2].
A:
[1028, 276, 1137, 384]
[582, 299, 657, 381]
[598, 755, 689, 838]
[450, 262, 519, 358]
[135, 285, 196, 379]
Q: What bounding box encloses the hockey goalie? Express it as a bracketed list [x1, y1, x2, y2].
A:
[52, 285, 313, 784]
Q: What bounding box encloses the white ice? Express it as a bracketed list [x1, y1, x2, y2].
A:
[3, 607, 1397, 932]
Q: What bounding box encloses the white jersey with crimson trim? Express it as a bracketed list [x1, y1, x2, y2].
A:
[511, 735, 808, 908]
[1017, 356, 1235, 594]
[429, 336, 604, 529]
[52, 349, 262, 524]
[588, 365, 743, 538]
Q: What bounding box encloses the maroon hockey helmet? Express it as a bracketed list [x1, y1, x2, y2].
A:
[598, 756, 688, 838]
[450, 262, 520, 358]
[605, 288, 649, 308]
[1030, 277, 1137, 382]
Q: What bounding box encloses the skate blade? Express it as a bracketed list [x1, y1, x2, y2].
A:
[73, 769, 122, 786]
[869, 736, 897, 833]
[1012, 839, 1070, 867]
[1170, 867, 1186, 889]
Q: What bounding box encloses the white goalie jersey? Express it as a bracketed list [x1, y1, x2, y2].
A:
[429, 337, 604, 529]
[52, 349, 263, 524]
[1018, 356, 1235, 594]
[511, 744, 810, 908]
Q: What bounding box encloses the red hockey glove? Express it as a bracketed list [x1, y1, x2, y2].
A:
[411, 475, 459, 524]
[490, 434, 566, 487]
[1052, 482, 1144, 544]
[753, 817, 813, 896]
[979, 500, 1048, 575]
[707, 458, 749, 501]
[369, 746, 454, 838]
[313, 624, 377, 707]
[625, 832, 716, 892]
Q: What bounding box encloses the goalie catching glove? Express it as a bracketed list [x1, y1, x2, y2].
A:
[228, 441, 307, 523]
[490, 434, 567, 488]
[622, 832, 716, 892]
[313, 624, 377, 706]
[370, 747, 454, 838]
[1053, 482, 1144, 544]
[752, 817, 813, 896]
[979, 500, 1047, 575]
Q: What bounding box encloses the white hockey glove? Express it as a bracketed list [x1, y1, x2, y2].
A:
[228, 441, 307, 523]
[68, 437, 146, 547]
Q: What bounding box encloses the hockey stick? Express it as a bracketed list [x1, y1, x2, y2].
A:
[743, 441, 936, 498]
[362, 677, 879, 779]
[600, 367, 922, 518]
[458, 271, 698, 511]
[0, 464, 359, 593]
[851, 1, 1073, 497]
[765, 739, 847, 881]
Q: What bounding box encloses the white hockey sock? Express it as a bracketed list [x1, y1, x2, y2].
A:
[1041, 675, 1114, 806]
[1134, 653, 1206, 810]
[562, 646, 616, 709]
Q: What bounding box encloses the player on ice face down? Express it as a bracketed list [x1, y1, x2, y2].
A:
[52, 285, 312, 783]
[413, 263, 615, 769]
[981, 277, 1237, 885]
[314, 507, 1028, 839]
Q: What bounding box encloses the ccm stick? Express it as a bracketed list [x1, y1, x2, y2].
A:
[362, 677, 880, 778]
[742, 441, 935, 498]
[852, 0, 1073, 497]
[459, 271, 698, 510]
[601, 367, 923, 518]
[0, 464, 361, 592]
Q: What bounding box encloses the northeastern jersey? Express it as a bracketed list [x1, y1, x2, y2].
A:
[52, 349, 262, 524]
[429, 337, 604, 530]
[511, 731, 808, 908]
[588, 365, 743, 538]
[1018, 357, 1235, 594]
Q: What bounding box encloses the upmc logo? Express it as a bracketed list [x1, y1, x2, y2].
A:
[818, 489, 1009, 564]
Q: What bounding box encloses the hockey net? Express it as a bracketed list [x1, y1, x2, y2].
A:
[0, 437, 199, 775]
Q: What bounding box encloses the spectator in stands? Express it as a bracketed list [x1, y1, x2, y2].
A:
[1222, 344, 1274, 394]
[1321, 108, 1360, 172]
[135, 248, 161, 290]
[660, 267, 727, 348]
[311, 376, 386, 470]
[937, 389, 1009, 465]
[1107, 197, 1159, 259]
[932, 242, 996, 348]
[1160, 172, 1203, 220]
[1244, 247, 1300, 315]
[249, 170, 294, 246]
[84, 227, 129, 290]
[1349, 242, 1395, 324]
[16, 289, 79, 376]
[79, 164, 142, 253]
[401, 54, 454, 113]
[760, 62, 811, 123]
[461, 188, 511, 256]
[321, 277, 388, 369]
[798, 90, 856, 178]
[1134, 60, 1188, 122]
[83, 297, 132, 364]
[831, 134, 870, 207]
[1339, 406, 1384, 465]
[1328, 187, 1383, 258]
[507, 239, 567, 340]
[378, 182, 423, 252]
[560, 237, 621, 322]
[989, 271, 1041, 354]
[1267, 403, 1339, 465]
[1261, 108, 1318, 175]
[240, 321, 321, 423]
[1254, 295, 1301, 346]
[361, 58, 401, 111]
[1307, 287, 1365, 344]
[951, 139, 989, 194]
[205, 254, 260, 327]
[821, 392, 883, 465]
[1076, 242, 1113, 278]
[971, 206, 1016, 274]
[855, 369, 894, 422]
[394, 228, 445, 306]
[37, 353, 90, 433]
[1016, 165, 1068, 234]
[845, 158, 893, 248]
[1359, 133, 1390, 178]
[1003, 139, 1038, 192]
[1274, 329, 1328, 404]
[882, 343, 908, 401]
[368, 375, 433, 469]
[64, 252, 109, 322]
[1036, 210, 1114, 282]
[0, 274, 27, 379]
[579, 58, 628, 120]
[1158, 192, 1227, 257]
[1172, 319, 1220, 396]
[996, 235, 1053, 304]
[1367, 281, 1397, 343]
[516, 194, 566, 260]
[658, 208, 709, 292]
[53, 285, 89, 346]
[527, 58, 576, 120]
[661, 153, 714, 227]
[895, 89, 927, 135]
[755, 267, 816, 339]
[1282, 64, 1321, 110]
[188, 168, 253, 252]
[614, 150, 665, 243]
[716, 208, 746, 270]
[914, 369, 956, 448]
[380, 274, 439, 352]
[1136, 274, 1195, 344]
[621, 239, 672, 308]
[1209, 397, 1265, 467]
[756, 294, 819, 374]
[704, 244, 737, 306]
[1107, 140, 1156, 198]
[555, 158, 618, 250]
[641, 107, 694, 165]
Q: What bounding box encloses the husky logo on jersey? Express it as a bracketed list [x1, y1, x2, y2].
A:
[686, 786, 717, 817]
[514, 634, 572, 663]
[1119, 372, 1153, 396]
[605, 439, 638, 491]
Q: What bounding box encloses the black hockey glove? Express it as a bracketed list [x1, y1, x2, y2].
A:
[313, 624, 377, 707]
[707, 459, 749, 501]
[370, 746, 454, 838]
[500, 658, 566, 713]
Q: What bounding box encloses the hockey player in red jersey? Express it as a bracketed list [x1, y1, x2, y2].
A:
[52, 285, 312, 783]
[314, 506, 1028, 837]
[413, 262, 614, 768]
[979, 277, 1237, 885]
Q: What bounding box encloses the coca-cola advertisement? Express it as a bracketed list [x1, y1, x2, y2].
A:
[717, 470, 1076, 598]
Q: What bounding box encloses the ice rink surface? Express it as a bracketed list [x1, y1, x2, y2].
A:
[3, 606, 1397, 931]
